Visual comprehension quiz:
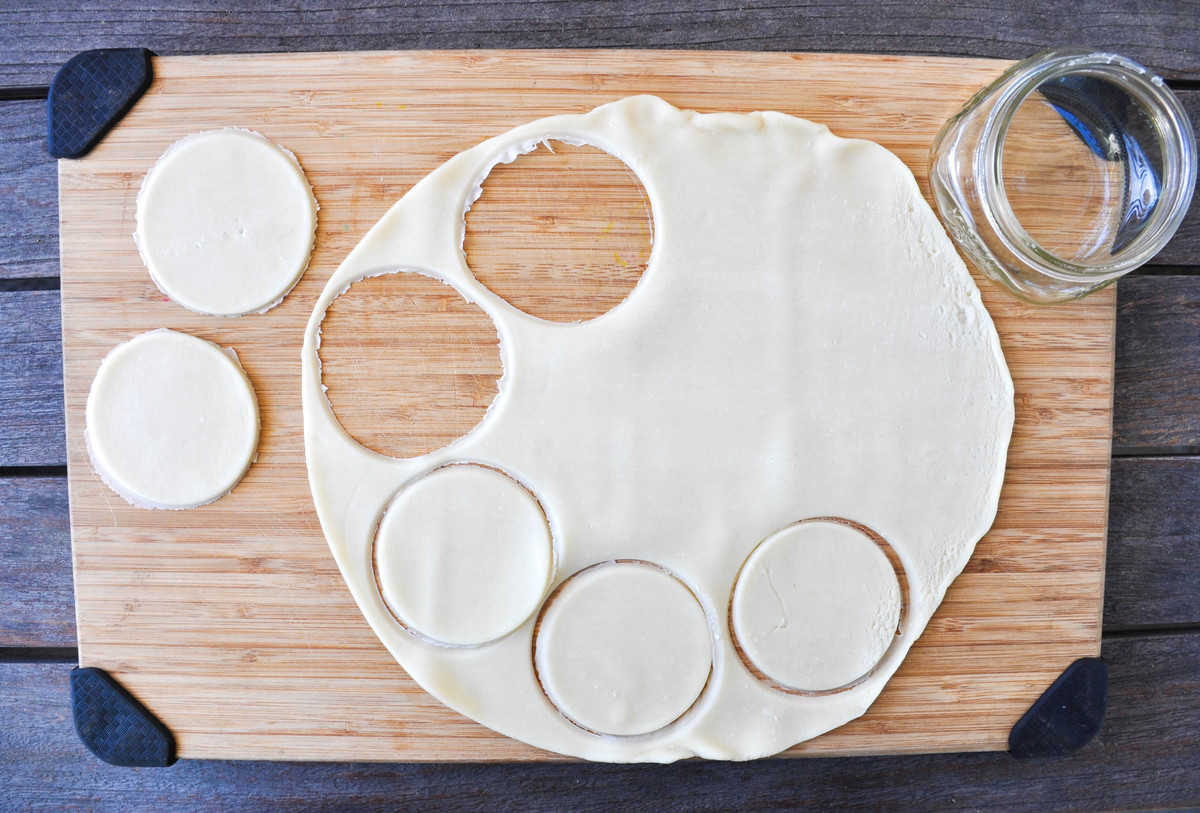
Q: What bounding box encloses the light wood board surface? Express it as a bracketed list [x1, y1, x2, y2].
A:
[59, 50, 1115, 762]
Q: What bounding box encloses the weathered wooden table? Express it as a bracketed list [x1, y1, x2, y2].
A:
[2, 3, 1197, 810]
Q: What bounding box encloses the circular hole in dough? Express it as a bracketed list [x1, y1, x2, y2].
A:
[85, 329, 260, 509]
[464, 140, 652, 323]
[730, 519, 904, 694]
[373, 463, 553, 647]
[534, 561, 712, 737]
[134, 128, 318, 316]
[318, 270, 502, 459]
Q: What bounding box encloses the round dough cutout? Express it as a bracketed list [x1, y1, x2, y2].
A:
[535, 561, 712, 737]
[373, 464, 553, 646]
[135, 128, 318, 315]
[85, 329, 260, 509]
[731, 520, 903, 692]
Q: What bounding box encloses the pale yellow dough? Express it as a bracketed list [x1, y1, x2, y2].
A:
[374, 464, 553, 646]
[535, 562, 712, 736]
[86, 329, 259, 510]
[731, 521, 902, 692]
[135, 129, 318, 316]
[301, 96, 1014, 762]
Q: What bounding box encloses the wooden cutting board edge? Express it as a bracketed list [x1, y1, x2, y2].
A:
[58, 49, 1115, 762]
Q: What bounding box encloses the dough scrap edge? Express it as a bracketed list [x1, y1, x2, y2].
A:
[133, 127, 320, 317]
[300, 94, 1015, 763]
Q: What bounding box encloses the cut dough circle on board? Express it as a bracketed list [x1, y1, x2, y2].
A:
[731, 520, 903, 693]
[534, 561, 713, 737]
[86, 329, 260, 510]
[134, 128, 318, 316]
[301, 95, 1015, 762]
[373, 463, 554, 646]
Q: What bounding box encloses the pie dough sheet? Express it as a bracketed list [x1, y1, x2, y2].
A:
[134, 128, 318, 316]
[301, 95, 1014, 762]
[86, 329, 260, 510]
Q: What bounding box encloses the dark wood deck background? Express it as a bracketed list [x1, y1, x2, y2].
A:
[1, 2, 1198, 810]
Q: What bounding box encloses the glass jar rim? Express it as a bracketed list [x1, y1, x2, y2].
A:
[977, 49, 1198, 283]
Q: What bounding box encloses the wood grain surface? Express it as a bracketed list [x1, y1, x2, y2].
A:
[320, 273, 504, 459]
[11, 454, 1200, 652]
[11, 452, 1197, 655]
[4, 0, 1200, 89]
[0, 100, 56, 278]
[6, 89, 1197, 287]
[464, 141, 652, 322]
[0, 288, 64, 466]
[0, 476, 75, 647]
[1105, 456, 1200, 630]
[1114, 276, 1200, 452]
[9, 275, 1200, 467]
[57, 50, 1116, 762]
[1, 3, 1198, 808]
[3, 630, 1199, 810]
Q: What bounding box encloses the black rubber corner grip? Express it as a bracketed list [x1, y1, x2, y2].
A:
[47, 48, 153, 159]
[70, 667, 176, 767]
[1009, 657, 1108, 759]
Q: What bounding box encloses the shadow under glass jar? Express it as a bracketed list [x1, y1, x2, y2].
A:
[930, 49, 1197, 304]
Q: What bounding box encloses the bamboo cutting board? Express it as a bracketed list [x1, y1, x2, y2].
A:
[59, 50, 1115, 761]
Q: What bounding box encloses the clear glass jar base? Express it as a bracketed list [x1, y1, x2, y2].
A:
[932, 169, 1115, 304]
[928, 48, 1197, 305]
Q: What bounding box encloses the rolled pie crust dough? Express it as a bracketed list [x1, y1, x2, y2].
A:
[86, 329, 260, 510]
[301, 96, 1014, 762]
[134, 128, 318, 316]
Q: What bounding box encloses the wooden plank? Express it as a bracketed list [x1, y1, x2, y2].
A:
[1, 89, 1197, 284]
[0, 289, 64, 467]
[53, 51, 1114, 761]
[4, 277, 1189, 473]
[1150, 89, 1200, 268]
[0, 88, 1194, 467]
[1, 459, 1193, 652]
[0, 69, 1189, 672]
[2, 630, 1197, 810]
[3, 0, 1200, 88]
[0, 272, 1172, 471]
[1114, 276, 1200, 451]
[0, 100, 57, 279]
[1106, 457, 1200, 630]
[7, 457, 1188, 656]
[0, 476, 75, 647]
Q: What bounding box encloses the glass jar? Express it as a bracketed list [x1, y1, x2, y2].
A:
[930, 49, 1197, 304]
